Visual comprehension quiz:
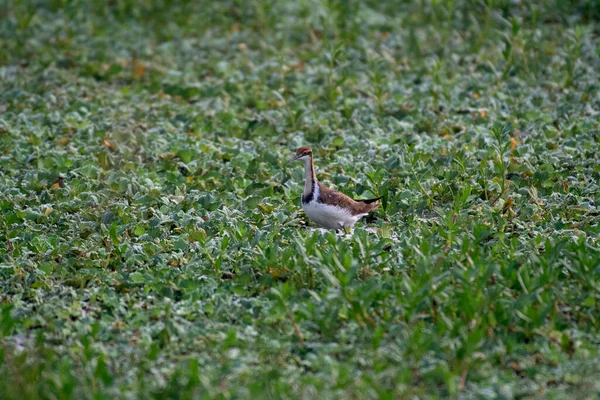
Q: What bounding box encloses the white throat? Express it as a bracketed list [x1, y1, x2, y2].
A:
[302, 157, 318, 201]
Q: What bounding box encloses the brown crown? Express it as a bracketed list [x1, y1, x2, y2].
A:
[295, 147, 312, 156]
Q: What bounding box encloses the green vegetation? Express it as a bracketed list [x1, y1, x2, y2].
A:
[1, 0, 599, 398]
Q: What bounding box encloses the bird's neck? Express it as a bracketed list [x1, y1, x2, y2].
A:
[303, 156, 317, 199]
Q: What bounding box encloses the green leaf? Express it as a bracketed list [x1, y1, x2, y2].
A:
[129, 272, 144, 283]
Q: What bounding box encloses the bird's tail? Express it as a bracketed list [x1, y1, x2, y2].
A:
[358, 196, 383, 205]
[356, 196, 383, 213]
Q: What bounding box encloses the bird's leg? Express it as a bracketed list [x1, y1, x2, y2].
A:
[338, 224, 351, 236]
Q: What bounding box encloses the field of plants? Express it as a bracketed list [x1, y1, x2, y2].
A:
[1, 0, 599, 398]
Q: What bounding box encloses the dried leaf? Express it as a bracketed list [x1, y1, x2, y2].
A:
[158, 152, 176, 160]
[133, 62, 146, 79]
[103, 139, 117, 151]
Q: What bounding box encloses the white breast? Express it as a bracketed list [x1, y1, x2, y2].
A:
[302, 201, 366, 230]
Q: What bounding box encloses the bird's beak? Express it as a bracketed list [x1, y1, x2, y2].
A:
[287, 154, 300, 163]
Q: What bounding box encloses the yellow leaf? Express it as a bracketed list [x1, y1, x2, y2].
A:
[269, 267, 282, 278]
[50, 177, 65, 190]
[473, 92, 480, 99]
[510, 137, 518, 150]
[45, 208, 52, 216]
[57, 137, 70, 145]
[480, 110, 487, 118]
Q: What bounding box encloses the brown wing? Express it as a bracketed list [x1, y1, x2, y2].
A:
[317, 183, 380, 215]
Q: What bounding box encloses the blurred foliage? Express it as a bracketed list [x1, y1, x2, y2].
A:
[0, 0, 599, 398]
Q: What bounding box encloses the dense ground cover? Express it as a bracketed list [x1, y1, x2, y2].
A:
[1, 0, 599, 398]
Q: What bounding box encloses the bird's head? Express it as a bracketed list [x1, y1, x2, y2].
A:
[289, 147, 313, 163]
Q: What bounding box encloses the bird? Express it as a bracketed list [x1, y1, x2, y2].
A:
[289, 147, 382, 231]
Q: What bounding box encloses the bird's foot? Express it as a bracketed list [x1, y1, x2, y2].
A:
[337, 225, 352, 236]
